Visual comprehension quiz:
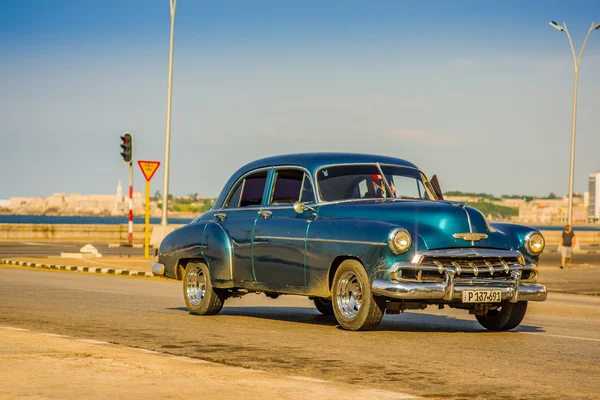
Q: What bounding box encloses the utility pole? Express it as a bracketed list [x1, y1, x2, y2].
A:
[549, 20, 600, 225]
[161, 0, 177, 226]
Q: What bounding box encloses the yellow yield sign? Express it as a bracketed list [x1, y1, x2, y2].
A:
[137, 160, 161, 259]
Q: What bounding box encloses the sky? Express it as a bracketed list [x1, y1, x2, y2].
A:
[1, 0, 600, 199]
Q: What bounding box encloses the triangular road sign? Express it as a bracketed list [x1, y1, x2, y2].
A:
[138, 160, 161, 181]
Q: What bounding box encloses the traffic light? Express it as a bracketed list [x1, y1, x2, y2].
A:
[120, 133, 133, 163]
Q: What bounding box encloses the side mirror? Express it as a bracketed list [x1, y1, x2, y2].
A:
[430, 175, 444, 200]
[293, 202, 316, 214]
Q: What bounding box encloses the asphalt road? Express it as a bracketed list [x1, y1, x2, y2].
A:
[1, 241, 599, 266]
[1, 266, 599, 399]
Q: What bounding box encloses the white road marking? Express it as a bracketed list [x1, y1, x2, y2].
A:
[137, 348, 159, 354]
[41, 333, 70, 338]
[358, 389, 421, 399]
[289, 376, 331, 383]
[519, 331, 600, 343]
[0, 326, 29, 331]
[66, 288, 132, 295]
[78, 339, 110, 345]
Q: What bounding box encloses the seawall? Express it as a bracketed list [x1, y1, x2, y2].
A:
[0, 224, 184, 243]
[0, 224, 599, 247]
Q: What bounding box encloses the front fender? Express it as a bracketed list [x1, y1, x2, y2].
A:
[304, 217, 420, 296]
[490, 222, 542, 264]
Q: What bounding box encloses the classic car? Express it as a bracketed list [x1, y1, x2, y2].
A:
[153, 153, 547, 331]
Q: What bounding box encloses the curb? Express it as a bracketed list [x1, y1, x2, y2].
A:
[0, 259, 154, 278]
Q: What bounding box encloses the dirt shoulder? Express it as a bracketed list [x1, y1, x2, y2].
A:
[0, 327, 418, 400]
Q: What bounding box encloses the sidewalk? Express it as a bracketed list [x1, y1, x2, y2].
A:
[1, 256, 155, 277]
[0, 327, 418, 400]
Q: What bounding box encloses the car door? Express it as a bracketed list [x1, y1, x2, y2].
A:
[252, 168, 316, 289]
[212, 168, 269, 286]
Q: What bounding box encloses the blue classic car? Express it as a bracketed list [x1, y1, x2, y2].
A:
[153, 153, 546, 331]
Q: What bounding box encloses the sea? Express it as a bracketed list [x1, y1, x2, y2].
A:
[0, 215, 194, 225]
[0, 214, 599, 231]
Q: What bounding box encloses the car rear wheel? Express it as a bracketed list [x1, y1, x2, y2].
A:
[183, 261, 225, 315]
[475, 300, 528, 331]
[331, 259, 385, 331]
[313, 297, 334, 315]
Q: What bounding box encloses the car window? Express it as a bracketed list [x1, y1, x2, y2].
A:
[317, 165, 385, 201]
[300, 174, 315, 203]
[271, 169, 304, 205]
[239, 171, 268, 207]
[380, 166, 433, 200]
[225, 181, 243, 208]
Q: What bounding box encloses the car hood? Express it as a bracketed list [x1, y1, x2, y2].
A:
[316, 200, 512, 251]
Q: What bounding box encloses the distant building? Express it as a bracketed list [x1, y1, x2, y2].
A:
[589, 171, 600, 223]
[0, 199, 9, 208]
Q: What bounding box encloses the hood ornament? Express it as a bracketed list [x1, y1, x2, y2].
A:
[453, 233, 488, 241]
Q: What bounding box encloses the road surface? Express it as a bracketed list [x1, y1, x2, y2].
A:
[1, 266, 599, 399]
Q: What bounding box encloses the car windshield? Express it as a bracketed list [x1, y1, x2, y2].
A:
[317, 164, 436, 202]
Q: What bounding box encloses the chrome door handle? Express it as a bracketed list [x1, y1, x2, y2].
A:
[214, 213, 227, 222]
[258, 210, 272, 219]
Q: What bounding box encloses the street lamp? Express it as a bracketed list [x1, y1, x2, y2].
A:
[549, 20, 600, 225]
[161, 0, 178, 226]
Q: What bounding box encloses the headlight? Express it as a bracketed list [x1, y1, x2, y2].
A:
[389, 228, 411, 254]
[525, 232, 545, 255]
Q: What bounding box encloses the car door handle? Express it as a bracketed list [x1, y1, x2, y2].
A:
[214, 213, 227, 222]
[258, 210, 272, 219]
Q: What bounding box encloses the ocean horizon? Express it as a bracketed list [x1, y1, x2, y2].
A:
[0, 214, 599, 231]
[0, 215, 194, 225]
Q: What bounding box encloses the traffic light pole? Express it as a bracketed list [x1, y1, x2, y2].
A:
[128, 162, 133, 245]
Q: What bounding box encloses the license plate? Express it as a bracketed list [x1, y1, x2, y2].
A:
[462, 290, 502, 303]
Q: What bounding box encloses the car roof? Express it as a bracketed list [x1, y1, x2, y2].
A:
[214, 152, 420, 208]
[238, 152, 418, 173]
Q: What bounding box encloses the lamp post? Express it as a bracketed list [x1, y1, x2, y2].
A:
[548, 20, 600, 225]
[161, 0, 178, 226]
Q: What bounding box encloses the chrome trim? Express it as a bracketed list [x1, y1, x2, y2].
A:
[253, 236, 387, 246]
[254, 235, 305, 242]
[214, 213, 227, 222]
[388, 228, 411, 254]
[221, 166, 271, 209]
[372, 248, 546, 303]
[372, 279, 547, 302]
[453, 233, 488, 241]
[416, 248, 524, 260]
[185, 264, 206, 307]
[336, 270, 363, 319]
[152, 263, 165, 276]
[309, 238, 387, 246]
[258, 210, 272, 219]
[268, 165, 318, 205]
[524, 231, 545, 255]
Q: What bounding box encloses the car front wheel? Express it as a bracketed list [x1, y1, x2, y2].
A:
[475, 300, 528, 331]
[183, 261, 225, 315]
[331, 259, 385, 331]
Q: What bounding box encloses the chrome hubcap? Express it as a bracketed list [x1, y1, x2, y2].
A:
[186, 265, 206, 307]
[336, 271, 363, 319]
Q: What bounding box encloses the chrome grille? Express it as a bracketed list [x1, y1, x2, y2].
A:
[396, 249, 536, 282]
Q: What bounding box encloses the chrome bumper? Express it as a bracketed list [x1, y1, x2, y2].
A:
[152, 263, 166, 276]
[372, 255, 547, 303]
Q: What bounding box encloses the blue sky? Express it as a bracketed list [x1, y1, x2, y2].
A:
[1, 0, 600, 199]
